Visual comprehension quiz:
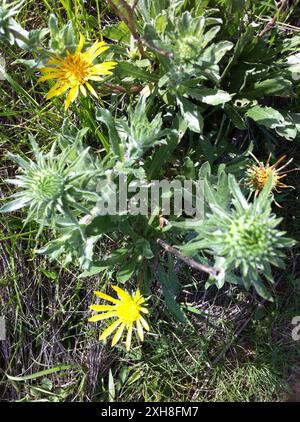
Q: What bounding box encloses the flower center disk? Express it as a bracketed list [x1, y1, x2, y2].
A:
[116, 299, 141, 324]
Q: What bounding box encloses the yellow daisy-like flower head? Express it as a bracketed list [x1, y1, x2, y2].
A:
[88, 286, 150, 351]
[38, 33, 117, 110]
[245, 152, 293, 196]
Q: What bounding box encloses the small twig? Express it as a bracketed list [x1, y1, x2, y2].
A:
[106, 0, 147, 58]
[132, 0, 139, 10]
[156, 238, 221, 277]
[255, 16, 300, 32]
[258, 0, 288, 37]
[141, 37, 173, 58]
[106, 0, 173, 59]
[101, 82, 143, 94]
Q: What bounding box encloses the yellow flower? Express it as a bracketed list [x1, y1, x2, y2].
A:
[88, 286, 150, 351]
[245, 152, 293, 196]
[38, 33, 117, 110]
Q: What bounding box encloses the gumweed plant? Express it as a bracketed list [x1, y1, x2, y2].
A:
[178, 170, 295, 301]
[1, 137, 95, 226]
[1, 0, 299, 352]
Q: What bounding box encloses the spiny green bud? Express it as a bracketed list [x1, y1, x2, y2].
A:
[226, 213, 271, 261]
[0, 137, 95, 230]
[176, 36, 199, 62]
[124, 96, 164, 158]
[32, 169, 65, 202]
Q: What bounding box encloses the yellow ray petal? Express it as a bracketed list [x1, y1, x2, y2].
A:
[89, 304, 115, 311]
[87, 40, 106, 53]
[136, 319, 144, 342]
[47, 56, 64, 66]
[87, 75, 103, 82]
[65, 85, 79, 110]
[140, 316, 150, 331]
[46, 81, 62, 96]
[90, 47, 110, 61]
[90, 69, 113, 76]
[88, 311, 117, 322]
[93, 61, 117, 70]
[112, 285, 131, 301]
[90, 63, 117, 75]
[126, 323, 133, 351]
[86, 41, 109, 59]
[137, 297, 145, 305]
[133, 289, 141, 302]
[40, 66, 60, 73]
[140, 307, 149, 314]
[94, 291, 119, 304]
[111, 323, 126, 347]
[83, 42, 101, 58]
[46, 83, 69, 99]
[76, 33, 85, 53]
[38, 73, 63, 82]
[99, 319, 122, 341]
[80, 84, 87, 97]
[85, 82, 98, 98]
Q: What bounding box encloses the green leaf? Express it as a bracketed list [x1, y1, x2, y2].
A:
[177, 96, 203, 133]
[6, 364, 77, 381]
[62, 22, 75, 51]
[253, 277, 274, 302]
[79, 264, 108, 278]
[213, 256, 226, 288]
[108, 369, 115, 402]
[216, 170, 230, 207]
[79, 249, 129, 278]
[224, 104, 246, 129]
[198, 161, 211, 179]
[103, 21, 131, 43]
[148, 115, 187, 178]
[246, 106, 285, 130]
[202, 25, 221, 47]
[198, 135, 215, 164]
[49, 14, 59, 48]
[250, 77, 293, 97]
[0, 196, 30, 212]
[203, 41, 233, 64]
[142, 241, 154, 259]
[96, 108, 123, 159]
[255, 175, 273, 208]
[204, 178, 219, 207]
[116, 258, 137, 283]
[228, 174, 249, 210]
[188, 88, 232, 105]
[85, 216, 118, 236]
[180, 239, 211, 255]
[40, 269, 58, 280]
[114, 62, 159, 82]
[157, 265, 187, 323]
[222, 23, 258, 78]
[275, 114, 298, 140]
[171, 219, 203, 230]
[183, 157, 196, 179]
[275, 125, 297, 141]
